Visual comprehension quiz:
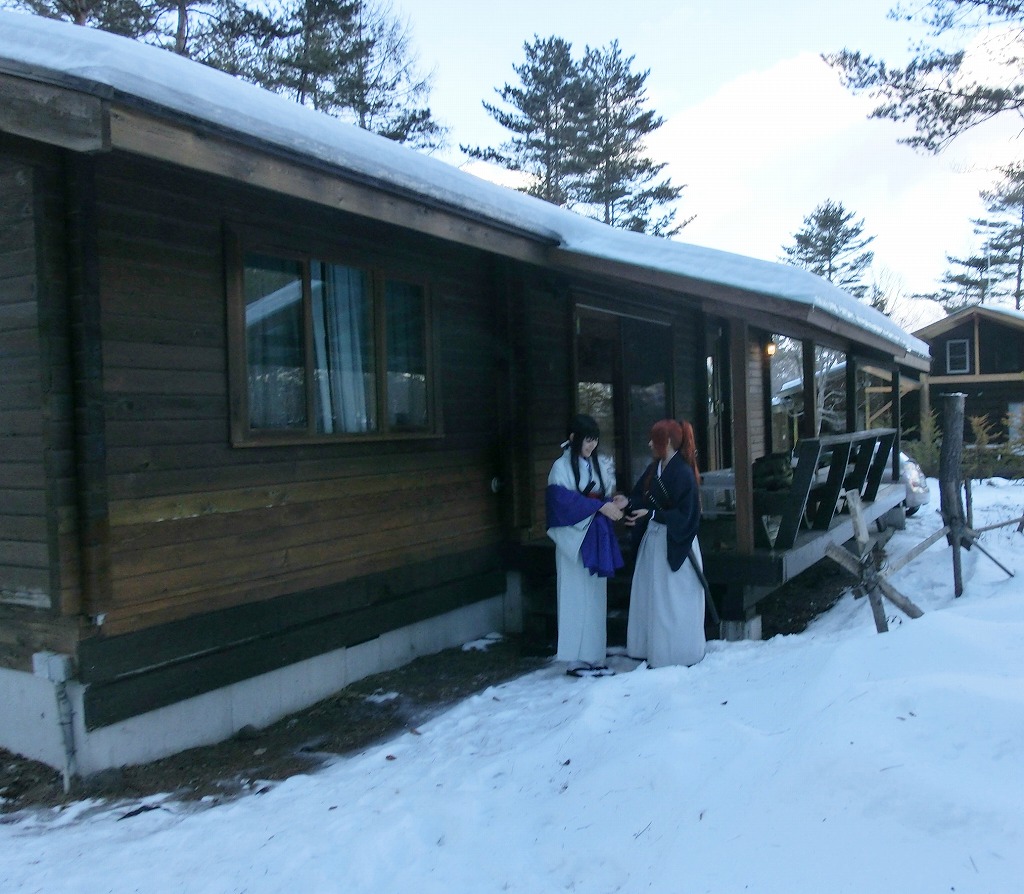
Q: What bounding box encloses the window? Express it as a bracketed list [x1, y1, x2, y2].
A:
[232, 242, 434, 443]
[946, 339, 969, 375]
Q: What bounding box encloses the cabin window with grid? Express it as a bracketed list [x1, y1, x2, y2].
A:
[945, 339, 969, 375]
[234, 249, 433, 442]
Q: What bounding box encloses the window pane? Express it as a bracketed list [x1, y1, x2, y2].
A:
[385, 280, 427, 430]
[311, 262, 376, 433]
[244, 254, 306, 430]
[947, 340, 969, 374]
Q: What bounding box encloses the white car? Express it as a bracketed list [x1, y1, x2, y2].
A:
[895, 452, 930, 516]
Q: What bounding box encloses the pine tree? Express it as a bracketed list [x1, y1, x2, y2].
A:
[923, 164, 1024, 313]
[7, 0, 444, 148]
[334, 1, 446, 150]
[781, 200, 876, 300]
[463, 36, 592, 206]
[976, 163, 1024, 310]
[929, 251, 997, 312]
[190, 1, 287, 80]
[262, 0, 365, 111]
[11, 0, 157, 37]
[577, 41, 687, 236]
[826, 0, 1024, 153]
[466, 36, 685, 232]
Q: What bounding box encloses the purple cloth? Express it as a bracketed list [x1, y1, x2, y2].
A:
[546, 485, 624, 578]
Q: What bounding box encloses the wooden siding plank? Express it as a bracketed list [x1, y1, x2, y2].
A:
[0, 158, 53, 623]
[0, 605, 78, 670]
[95, 528, 502, 636]
[79, 545, 503, 682]
[107, 487, 494, 587]
[0, 540, 49, 567]
[107, 500, 497, 605]
[104, 446, 488, 503]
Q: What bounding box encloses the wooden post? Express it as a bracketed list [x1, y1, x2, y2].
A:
[801, 339, 817, 438]
[845, 354, 857, 433]
[729, 319, 754, 556]
[939, 393, 967, 597]
[891, 368, 902, 482]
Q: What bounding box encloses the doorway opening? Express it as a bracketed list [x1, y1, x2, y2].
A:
[575, 307, 673, 489]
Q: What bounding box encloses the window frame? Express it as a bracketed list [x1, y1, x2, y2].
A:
[226, 227, 440, 446]
[946, 338, 970, 375]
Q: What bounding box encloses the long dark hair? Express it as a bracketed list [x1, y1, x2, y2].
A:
[566, 414, 605, 495]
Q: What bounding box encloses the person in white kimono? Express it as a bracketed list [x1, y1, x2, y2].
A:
[625, 419, 706, 668]
[545, 414, 627, 676]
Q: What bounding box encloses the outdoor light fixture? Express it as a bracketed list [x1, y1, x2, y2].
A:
[765, 340, 777, 357]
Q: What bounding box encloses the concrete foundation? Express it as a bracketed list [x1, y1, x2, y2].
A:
[720, 614, 763, 642]
[1, 581, 520, 777]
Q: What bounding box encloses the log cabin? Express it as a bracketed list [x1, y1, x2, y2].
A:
[908, 304, 1024, 441]
[0, 13, 929, 777]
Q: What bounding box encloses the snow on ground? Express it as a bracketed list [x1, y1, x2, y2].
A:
[2, 480, 1022, 893]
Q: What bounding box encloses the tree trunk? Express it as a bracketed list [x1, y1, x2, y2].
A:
[939, 393, 966, 596]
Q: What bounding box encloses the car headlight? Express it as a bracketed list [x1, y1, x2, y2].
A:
[903, 463, 925, 489]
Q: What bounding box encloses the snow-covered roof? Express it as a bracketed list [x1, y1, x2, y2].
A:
[0, 11, 929, 364]
[914, 302, 1024, 339]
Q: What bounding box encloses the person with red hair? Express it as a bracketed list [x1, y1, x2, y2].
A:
[624, 419, 706, 667]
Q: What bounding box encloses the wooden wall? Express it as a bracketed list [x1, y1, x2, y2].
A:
[921, 317, 1024, 439]
[978, 318, 1024, 375]
[930, 320, 973, 375]
[672, 310, 701, 430]
[745, 338, 767, 460]
[519, 284, 573, 542]
[0, 139, 81, 669]
[0, 157, 48, 610]
[7, 150, 513, 724]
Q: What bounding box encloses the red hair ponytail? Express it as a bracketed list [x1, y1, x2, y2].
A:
[679, 420, 700, 485]
[649, 418, 700, 484]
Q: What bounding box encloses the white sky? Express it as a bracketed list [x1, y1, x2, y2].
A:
[397, 0, 1021, 322]
[3, 478, 1023, 891]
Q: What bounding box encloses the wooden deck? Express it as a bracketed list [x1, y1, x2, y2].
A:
[700, 429, 906, 619]
[701, 480, 905, 600]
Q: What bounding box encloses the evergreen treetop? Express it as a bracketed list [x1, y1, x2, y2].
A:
[781, 200, 876, 301]
[464, 35, 687, 234]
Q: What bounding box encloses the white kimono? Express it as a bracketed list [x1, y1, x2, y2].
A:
[547, 450, 615, 664]
[628, 522, 706, 667]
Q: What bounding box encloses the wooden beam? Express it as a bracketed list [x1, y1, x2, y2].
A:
[924, 372, 1024, 385]
[106, 106, 549, 266]
[801, 339, 817, 438]
[891, 368, 902, 480]
[845, 353, 857, 432]
[65, 155, 113, 618]
[974, 315, 981, 376]
[729, 318, 754, 553]
[0, 73, 109, 152]
[550, 250, 930, 372]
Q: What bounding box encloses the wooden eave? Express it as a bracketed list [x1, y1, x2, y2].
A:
[914, 306, 1024, 340]
[0, 69, 553, 266]
[0, 70, 109, 152]
[550, 247, 930, 373]
[0, 62, 936, 368]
